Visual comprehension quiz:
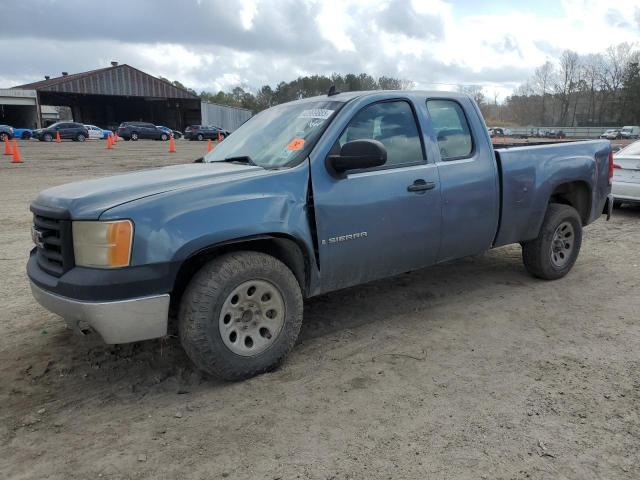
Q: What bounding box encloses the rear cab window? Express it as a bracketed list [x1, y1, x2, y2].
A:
[426, 99, 474, 161]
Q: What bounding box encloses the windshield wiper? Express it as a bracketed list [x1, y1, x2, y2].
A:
[220, 155, 258, 166]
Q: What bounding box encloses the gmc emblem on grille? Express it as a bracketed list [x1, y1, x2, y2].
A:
[31, 226, 45, 249]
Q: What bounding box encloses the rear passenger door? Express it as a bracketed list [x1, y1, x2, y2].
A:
[426, 98, 500, 262]
[58, 123, 73, 139]
[143, 123, 158, 139]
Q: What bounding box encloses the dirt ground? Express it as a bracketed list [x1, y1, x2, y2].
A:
[1, 139, 639, 480]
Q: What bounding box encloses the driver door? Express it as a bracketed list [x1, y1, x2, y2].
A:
[311, 99, 442, 292]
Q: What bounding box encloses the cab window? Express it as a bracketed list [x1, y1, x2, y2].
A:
[426, 99, 473, 161]
[339, 100, 424, 168]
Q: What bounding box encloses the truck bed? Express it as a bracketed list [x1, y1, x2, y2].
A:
[492, 140, 611, 248]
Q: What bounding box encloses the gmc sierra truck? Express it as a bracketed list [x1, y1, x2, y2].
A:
[28, 90, 614, 380]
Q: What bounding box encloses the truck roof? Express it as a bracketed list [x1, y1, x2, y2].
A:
[287, 89, 472, 105]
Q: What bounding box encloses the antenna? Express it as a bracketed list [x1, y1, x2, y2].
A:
[327, 85, 340, 97]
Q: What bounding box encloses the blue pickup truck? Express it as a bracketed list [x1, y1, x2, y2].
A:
[27, 90, 613, 380]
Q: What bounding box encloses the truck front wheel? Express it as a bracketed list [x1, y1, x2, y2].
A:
[522, 203, 582, 280]
[179, 251, 303, 381]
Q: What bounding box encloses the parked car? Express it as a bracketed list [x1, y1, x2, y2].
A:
[0, 125, 14, 141]
[600, 129, 621, 140]
[117, 122, 169, 141]
[489, 127, 511, 137]
[612, 140, 640, 206]
[27, 90, 613, 381]
[619, 125, 640, 139]
[1, 126, 34, 140]
[156, 125, 182, 139]
[184, 124, 229, 141]
[85, 125, 111, 140]
[32, 122, 89, 142]
[547, 130, 566, 139]
[13, 127, 33, 139]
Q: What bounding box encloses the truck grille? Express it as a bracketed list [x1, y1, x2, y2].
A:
[32, 209, 74, 277]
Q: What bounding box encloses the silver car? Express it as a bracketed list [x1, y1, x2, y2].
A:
[612, 140, 640, 206]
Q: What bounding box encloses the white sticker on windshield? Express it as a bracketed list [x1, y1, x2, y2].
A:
[298, 109, 334, 120]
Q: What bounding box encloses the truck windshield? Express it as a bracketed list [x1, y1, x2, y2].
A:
[204, 100, 343, 168]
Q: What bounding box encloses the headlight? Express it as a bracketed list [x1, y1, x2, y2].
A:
[72, 220, 133, 268]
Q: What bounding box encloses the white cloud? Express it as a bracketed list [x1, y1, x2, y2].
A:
[315, 0, 358, 52]
[4, 0, 640, 98]
[239, 0, 259, 29]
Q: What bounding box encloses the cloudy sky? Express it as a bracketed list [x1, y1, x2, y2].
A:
[2, 0, 640, 99]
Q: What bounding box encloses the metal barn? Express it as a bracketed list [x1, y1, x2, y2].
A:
[13, 63, 201, 130]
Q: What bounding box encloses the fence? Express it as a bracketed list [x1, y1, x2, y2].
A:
[509, 126, 621, 138]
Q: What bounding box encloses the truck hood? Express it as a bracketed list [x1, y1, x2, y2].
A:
[33, 162, 266, 219]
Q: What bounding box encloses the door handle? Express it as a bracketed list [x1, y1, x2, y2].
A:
[407, 179, 436, 192]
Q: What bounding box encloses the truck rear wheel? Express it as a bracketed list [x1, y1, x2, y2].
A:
[522, 203, 582, 280]
[179, 251, 303, 381]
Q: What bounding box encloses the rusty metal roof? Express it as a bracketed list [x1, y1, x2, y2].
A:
[13, 64, 199, 100]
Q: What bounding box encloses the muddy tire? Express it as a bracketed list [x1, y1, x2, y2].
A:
[179, 252, 303, 381]
[522, 203, 582, 280]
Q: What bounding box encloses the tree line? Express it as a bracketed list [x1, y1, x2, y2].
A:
[163, 42, 640, 128]
[494, 43, 640, 127]
[161, 73, 412, 113]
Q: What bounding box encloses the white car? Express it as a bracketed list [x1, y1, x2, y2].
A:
[600, 129, 621, 140]
[612, 140, 640, 206]
[84, 124, 108, 140]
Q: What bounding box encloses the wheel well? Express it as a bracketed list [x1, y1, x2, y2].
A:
[549, 181, 591, 224]
[170, 235, 310, 313]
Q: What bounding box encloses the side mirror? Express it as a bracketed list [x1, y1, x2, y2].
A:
[327, 139, 387, 175]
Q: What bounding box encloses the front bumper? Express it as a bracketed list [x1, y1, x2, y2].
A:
[30, 281, 169, 344]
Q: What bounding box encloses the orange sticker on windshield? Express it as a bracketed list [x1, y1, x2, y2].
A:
[287, 138, 305, 151]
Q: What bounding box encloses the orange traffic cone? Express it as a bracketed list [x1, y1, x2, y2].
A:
[168, 135, 176, 153]
[106, 134, 113, 150]
[3, 136, 12, 155]
[207, 139, 213, 152]
[55, 131, 61, 143]
[11, 139, 22, 163]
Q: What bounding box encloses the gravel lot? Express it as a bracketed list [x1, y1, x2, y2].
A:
[1, 139, 639, 479]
